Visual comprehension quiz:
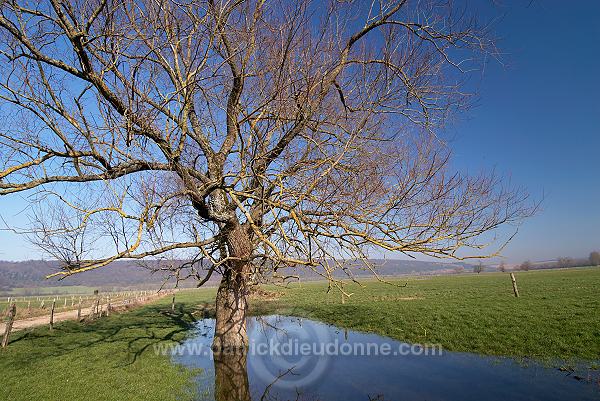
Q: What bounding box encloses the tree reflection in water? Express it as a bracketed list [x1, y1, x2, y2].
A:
[213, 349, 251, 401]
[213, 349, 309, 401]
[212, 315, 319, 401]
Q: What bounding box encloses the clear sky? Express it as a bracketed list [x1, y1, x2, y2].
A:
[446, 0, 600, 262]
[0, 0, 598, 263]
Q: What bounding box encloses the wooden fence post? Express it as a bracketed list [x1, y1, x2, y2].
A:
[49, 299, 56, 331]
[171, 295, 176, 312]
[2, 303, 16, 348]
[27, 300, 31, 313]
[77, 297, 82, 320]
[94, 298, 100, 319]
[510, 273, 519, 297]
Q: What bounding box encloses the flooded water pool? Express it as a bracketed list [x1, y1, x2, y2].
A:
[172, 315, 600, 401]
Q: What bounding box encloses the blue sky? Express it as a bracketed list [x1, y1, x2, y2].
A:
[447, 0, 600, 262]
[1, 0, 599, 263]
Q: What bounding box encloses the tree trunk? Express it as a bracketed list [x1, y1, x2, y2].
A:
[212, 223, 252, 350]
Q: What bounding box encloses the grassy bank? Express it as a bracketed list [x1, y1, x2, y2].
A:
[1, 267, 598, 400]
[0, 293, 212, 401]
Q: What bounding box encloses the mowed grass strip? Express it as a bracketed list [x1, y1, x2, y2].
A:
[0, 268, 598, 401]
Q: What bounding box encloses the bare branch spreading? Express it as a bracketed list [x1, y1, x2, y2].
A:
[0, 0, 533, 347]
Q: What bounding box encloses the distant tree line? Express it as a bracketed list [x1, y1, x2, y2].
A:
[511, 251, 600, 271]
[519, 260, 532, 271]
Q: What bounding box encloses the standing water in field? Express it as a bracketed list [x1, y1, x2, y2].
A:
[170, 315, 600, 401]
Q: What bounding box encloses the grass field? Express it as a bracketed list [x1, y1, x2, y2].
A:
[0, 296, 204, 401]
[1, 267, 599, 401]
[254, 267, 600, 361]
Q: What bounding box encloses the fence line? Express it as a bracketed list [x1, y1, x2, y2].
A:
[0, 289, 176, 348]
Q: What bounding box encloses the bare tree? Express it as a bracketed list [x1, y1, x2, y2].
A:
[473, 262, 484, 274]
[519, 260, 532, 271]
[590, 252, 600, 267]
[454, 266, 465, 274]
[0, 0, 533, 349]
[498, 260, 506, 272]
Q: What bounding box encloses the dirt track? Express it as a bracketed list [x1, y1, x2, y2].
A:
[1, 296, 165, 333]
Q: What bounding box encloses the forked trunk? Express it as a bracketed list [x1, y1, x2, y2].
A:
[212, 223, 252, 350]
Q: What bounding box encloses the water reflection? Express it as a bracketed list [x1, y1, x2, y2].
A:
[213, 350, 250, 401]
[173, 315, 600, 401]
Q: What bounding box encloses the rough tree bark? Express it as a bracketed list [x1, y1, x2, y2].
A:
[212, 223, 252, 350]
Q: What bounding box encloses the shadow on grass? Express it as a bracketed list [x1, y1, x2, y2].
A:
[4, 302, 217, 368]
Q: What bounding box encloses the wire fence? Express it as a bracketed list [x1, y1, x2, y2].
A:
[1, 289, 176, 349]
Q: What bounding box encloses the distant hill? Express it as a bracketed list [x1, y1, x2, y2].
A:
[0, 260, 185, 293]
[285, 259, 472, 280]
[0, 258, 472, 294]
